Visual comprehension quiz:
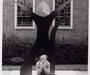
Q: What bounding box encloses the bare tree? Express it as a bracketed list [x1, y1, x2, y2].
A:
[11, 0, 72, 75]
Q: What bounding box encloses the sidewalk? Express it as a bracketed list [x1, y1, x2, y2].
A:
[2, 70, 88, 75]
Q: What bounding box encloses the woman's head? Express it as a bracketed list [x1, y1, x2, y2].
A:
[40, 55, 48, 63]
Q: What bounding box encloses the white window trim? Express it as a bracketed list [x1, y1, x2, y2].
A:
[14, 0, 35, 29]
[53, 0, 73, 29]
[15, 0, 73, 29]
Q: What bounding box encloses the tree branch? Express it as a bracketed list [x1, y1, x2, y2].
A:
[50, 16, 66, 44]
[11, 0, 30, 12]
[55, 0, 72, 14]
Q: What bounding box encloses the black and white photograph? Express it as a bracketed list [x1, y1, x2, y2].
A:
[1, 0, 89, 75]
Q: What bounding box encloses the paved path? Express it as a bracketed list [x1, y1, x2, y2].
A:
[2, 65, 88, 75]
[2, 70, 88, 75]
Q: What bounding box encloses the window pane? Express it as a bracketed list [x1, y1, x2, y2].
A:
[55, 0, 71, 27]
[17, 0, 33, 27]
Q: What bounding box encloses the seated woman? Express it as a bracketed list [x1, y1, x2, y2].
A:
[36, 55, 50, 75]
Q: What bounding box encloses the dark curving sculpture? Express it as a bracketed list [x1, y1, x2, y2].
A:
[12, 0, 72, 75]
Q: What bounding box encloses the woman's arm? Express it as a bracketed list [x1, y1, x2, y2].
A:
[43, 62, 50, 75]
[36, 62, 43, 75]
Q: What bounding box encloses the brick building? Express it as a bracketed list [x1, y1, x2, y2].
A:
[3, 0, 88, 65]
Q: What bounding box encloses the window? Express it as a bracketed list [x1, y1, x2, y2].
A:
[15, 0, 73, 29]
[15, 0, 35, 29]
[53, 0, 73, 29]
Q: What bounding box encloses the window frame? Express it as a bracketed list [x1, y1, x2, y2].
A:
[15, 0, 73, 29]
[53, 0, 73, 29]
[15, 0, 35, 29]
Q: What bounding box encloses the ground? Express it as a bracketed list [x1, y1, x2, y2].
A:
[2, 65, 88, 75]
